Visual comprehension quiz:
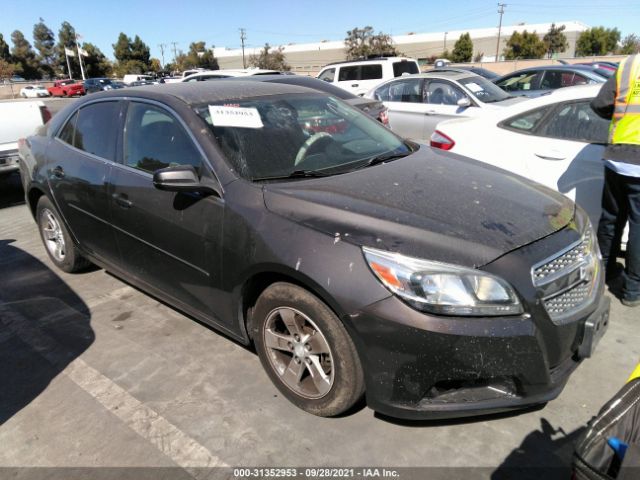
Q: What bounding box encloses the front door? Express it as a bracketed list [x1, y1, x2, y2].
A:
[109, 100, 224, 320]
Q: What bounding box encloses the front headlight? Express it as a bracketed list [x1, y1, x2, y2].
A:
[363, 247, 523, 316]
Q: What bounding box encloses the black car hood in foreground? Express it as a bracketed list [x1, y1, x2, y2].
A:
[264, 148, 575, 268]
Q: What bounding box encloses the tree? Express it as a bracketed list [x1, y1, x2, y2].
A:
[149, 58, 162, 72]
[0, 59, 15, 81]
[543, 23, 568, 58]
[55, 21, 80, 78]
[503, 30, 546, 60]
[451, 33, 473, 63]
[344, 26, 400, 60]
[112, 33, 151, 76]
[81, 42, 111, 77]
[0, 33, 12, 61]
[180, 41, 219, 70]
[33, 18, 56, 77]
[575, 27, 620, 56]
[11, 30, 40, 79]
[619, 34, 640, 55]
[249, 43, 290, 71]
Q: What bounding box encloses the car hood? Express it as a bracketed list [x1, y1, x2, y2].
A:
[263, 147, 575, 268]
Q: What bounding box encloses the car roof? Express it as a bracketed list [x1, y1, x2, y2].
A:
[225, 74, 357, 100]
[323, 57, 417, 67]
[83, 80, 323, 105]
[497, 65, 607, 79]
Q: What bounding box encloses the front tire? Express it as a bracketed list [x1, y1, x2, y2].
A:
[253, 282, 365, 417]
[36, 196, 91, 273]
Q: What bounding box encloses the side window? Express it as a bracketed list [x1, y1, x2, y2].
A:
[393, 61, 419, 77]
[338, 66, 359, 82]
[58, 111, 78, 145]
[571, 73, 589, 86]
[425, 81, 464, 105]
[124, 102, 203, 174]
[497, 71, 538, 92]
[540, 71, 565, 89]
[373, 83, 390, 101]
[537, 101, 610, 143]
[386, 79, 423, 103]
[501, 106, 553, 133]
[73, 102, 120, 160]
[318, 69, 335, 82]
[361, 65, 382, 80]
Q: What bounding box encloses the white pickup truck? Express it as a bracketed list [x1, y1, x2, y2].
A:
[0, 101, 50, 176]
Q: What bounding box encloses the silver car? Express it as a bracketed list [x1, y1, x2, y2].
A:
[366, 71, 524, 142]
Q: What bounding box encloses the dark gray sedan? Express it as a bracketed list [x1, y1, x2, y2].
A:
[19, 81, 608, 420]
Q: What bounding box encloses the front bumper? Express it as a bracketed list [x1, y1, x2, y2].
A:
[346, 282, 609, 420]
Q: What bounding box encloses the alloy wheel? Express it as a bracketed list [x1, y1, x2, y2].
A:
[41, 208, 66, 262]
[263, 307, 335, 399]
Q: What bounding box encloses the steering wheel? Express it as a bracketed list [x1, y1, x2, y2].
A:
[294, 132, 333, 166]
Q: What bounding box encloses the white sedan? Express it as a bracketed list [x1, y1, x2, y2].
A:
[432, 84, 627, 243]
[365, 70, 525, 141]
[19, 85, 50, 98]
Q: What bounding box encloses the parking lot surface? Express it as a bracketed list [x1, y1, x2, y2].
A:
[1, 110, 639, 479]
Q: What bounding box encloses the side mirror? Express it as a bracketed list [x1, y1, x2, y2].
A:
[153, 164, 220, 196]
[457, 97, 471, 108]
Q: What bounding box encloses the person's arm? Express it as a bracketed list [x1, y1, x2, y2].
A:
[590, 74, 617, 120]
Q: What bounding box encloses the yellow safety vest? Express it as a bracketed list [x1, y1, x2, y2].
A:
[609, 54, 640, 145]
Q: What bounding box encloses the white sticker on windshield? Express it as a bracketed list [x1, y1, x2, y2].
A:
[208, 105, 263, 128]
[465, 82, 484, 93]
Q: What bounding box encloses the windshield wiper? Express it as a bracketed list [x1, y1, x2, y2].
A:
[361, 151, 411, 168]
[252, 169, 331, 181]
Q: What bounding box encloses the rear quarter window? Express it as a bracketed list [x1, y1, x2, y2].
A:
[499, 105, 553, 133]
[393, 61, 419, 77]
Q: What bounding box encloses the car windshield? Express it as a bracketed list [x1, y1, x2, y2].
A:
[195, 93, 412, 181]
[458, 76, 512, 103]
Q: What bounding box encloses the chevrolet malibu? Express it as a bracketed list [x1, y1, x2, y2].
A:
[19, 82, 609, 419]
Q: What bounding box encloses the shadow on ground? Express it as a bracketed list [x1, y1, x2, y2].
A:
[492, 417, 586, 480]
[0, 172, 25, 209]
[0, 239, 94, 425]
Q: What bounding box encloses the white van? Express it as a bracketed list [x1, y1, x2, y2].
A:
[122, 74, 155, 85]
[317, 57, 420, 96]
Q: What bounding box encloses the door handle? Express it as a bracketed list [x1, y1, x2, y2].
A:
[425, 110, 437, 114]
[534, 151, 566, 161]
[351, 83, 359, 87]
[52, 165, 65, 178]
[112, 192, 133, 208]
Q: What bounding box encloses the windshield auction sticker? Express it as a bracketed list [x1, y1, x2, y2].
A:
[209, 105, 264, 128]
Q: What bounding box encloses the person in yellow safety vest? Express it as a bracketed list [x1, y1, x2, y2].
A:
[591, 55, 640, 307]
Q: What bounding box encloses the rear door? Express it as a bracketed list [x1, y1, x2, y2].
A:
[47, 100, 122, 264]
[520, 99, 609, 226]
[373, 78, 427, 140]
[108, 100, 225, 320]
[336, 64, 384, 96]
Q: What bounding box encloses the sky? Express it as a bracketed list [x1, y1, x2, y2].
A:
[2, 0, 640, 63]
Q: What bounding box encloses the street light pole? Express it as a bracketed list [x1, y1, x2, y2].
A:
[495, 3, 506, 62]
[443, 32, 448, 52]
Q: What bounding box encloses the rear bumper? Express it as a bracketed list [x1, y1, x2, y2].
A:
[0, 148, 20, 175]
[347, 290, 609, 420]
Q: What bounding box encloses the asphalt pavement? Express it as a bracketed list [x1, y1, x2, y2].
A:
[0, 113, 639, 479]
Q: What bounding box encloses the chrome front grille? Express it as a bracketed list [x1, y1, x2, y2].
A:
[532, 229, 598, 323]
[544, 283, 592, 316]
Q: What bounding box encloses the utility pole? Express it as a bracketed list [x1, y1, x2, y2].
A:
[240, 28, 247, 68]
[495, 3, 506, 62]
[158, 43, 166, 67]
[443, 31, 448, 52]
[171, 41, 179, 65]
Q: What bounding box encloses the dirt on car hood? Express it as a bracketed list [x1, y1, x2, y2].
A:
[263, 147, 575, 268]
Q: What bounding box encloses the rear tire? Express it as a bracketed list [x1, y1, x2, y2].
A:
[36, 196, 91, 273]
[253, 282, 365, 417]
